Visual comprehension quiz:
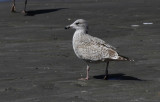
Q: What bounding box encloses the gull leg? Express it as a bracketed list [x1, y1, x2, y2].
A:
[104, 61, 109, 80]
[79, 65, 90, 80]
[85, 65, 90, 80]
[11, 0, 16, 12]
[22, 0, 27, 14]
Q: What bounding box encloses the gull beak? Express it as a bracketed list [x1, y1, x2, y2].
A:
[65, 25, 71, 29]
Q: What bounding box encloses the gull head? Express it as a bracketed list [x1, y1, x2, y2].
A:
[65, 19, 88, 32]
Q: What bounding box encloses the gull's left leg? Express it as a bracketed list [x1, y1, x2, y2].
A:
[11, 0, 16, 12]
[104, 61, 109, 80]
[79, 65, 90, 80]
[85, 65, 90, 80]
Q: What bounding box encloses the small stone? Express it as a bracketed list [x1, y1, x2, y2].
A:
[68, 18, 71, 21]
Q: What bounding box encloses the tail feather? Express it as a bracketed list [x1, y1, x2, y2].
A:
[118, 55, 134, 61]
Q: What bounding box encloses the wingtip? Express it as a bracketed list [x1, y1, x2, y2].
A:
[118, 55, 134, 62]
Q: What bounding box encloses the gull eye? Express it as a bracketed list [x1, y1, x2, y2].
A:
[75, 22, 80, 25]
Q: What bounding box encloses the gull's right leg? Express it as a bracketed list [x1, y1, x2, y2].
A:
[22, 0, 27, 14]
[104, 61, 109, 80]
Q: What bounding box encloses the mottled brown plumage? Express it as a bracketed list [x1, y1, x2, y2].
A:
[65, 19, 132, 80]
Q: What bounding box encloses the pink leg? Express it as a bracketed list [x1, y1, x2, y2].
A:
[85, 65, 90, 80]
[11, 0, 16, 12]
[79, 65, 90, 80]
[22, 0, 27, 14]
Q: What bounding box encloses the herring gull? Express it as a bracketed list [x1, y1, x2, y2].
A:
[65, 19, 132, 80]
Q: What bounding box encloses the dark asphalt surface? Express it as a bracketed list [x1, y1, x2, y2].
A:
[0, 0, 160, 102]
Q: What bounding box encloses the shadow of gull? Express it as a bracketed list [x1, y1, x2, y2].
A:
[93, 73, 144, 81]
[25, 8, 67, 16]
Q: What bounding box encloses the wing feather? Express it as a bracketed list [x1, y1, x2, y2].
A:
[76, 34, 118, 61]
[84, 34, 116, 49]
